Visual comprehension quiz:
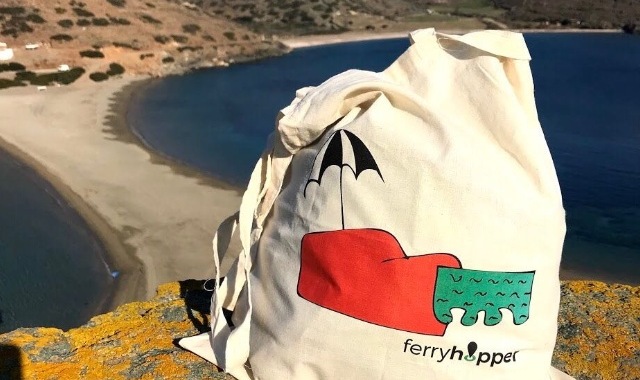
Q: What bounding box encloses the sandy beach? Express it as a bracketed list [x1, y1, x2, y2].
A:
[280, 28, 622, 49]
[0, 77, 242, 311]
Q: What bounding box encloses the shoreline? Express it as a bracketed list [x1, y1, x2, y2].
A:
[280, 28, 622, 49]
[0, 76, 243, 323]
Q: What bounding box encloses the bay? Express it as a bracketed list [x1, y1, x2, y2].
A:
[130, 33, 640, 284]
[0, 148, 111, 333]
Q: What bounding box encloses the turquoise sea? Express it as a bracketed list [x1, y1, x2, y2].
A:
[0, 32, 638, 332]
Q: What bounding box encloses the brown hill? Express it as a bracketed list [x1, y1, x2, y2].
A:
[493, 0, 640, 29]
[0, 0, 283, 80]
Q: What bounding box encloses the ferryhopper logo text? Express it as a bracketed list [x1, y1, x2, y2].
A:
[403, 339, 520, 367]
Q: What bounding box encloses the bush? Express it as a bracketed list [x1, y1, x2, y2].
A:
[26, 13, 46, 24]
[153, 35, 170, 44]
[0, 7, 25, 16]
[223, 31, 236, 40]
[202, 34, 215, 42]
[107, 0, 126, 7]
[26, 73, 57, 86]
[76, 18, 90, 26]
[0, 78, 26, 90]
[51, 34, 73, 42]
[108, 17, 130, 25]
[72, 7, 94, 17]
[79, 50, 104, 58]
[106, 63, 125, 76]
[182, 23, 201, 35]
[55, 7, 66, 14]
[58, 19, 73, 28]
[57, 67, 85, 84]
[162, 56, 174, 63]
[89, 72, 109, 82]
[177, 46, 203, 53]
[92, 18, 109, 26]
[139, 53, 154, 60]
[139, 14, 161, 24]
[171, 34, 188, 43]
[14, 71, 35, 81]
[113, 42, 139, 50]
[0, 62, 26, 72]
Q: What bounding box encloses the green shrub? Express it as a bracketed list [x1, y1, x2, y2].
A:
[106, 63, 125, 76]
[92, 18, 109, 26]
[26, 13, 46, 24]
[0, 7, 25, 16]
[139, 14, 161, 24]
[55, 7, 66, 14]
[171, 34, 188, 43]
[0, 78, 26, 90]
[153, 35, 170, 44]
[139, 53, 154, 60]
[57, 67, 85, 84]
[72, 7, 94, 17]
[89, 72, 109, 82]
[112, 42, 139, 50]
[223, 31, 236, 40]
[14, 71, 35, 81]
[202, 34, 215, 42]
[0, 62, 26, 72]
[182, 23, 201, 35]
[51, 34, 73, 42]
[177, 46, 202, 53]
[27, 73, 58, 86]
[162, 56, 174, 63]
[58, 19, 73, 28]
[79, 50, 104, 58]
[107, 0, 126, 7]
[108, 17, 130, 25]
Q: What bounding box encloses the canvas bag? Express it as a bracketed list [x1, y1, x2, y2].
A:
[180, 28, 574, 380]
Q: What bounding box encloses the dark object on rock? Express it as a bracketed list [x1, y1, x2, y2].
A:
[162, 56, 175, 64]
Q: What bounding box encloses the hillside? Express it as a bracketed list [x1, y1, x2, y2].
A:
[0, 0, 283, 86]
[1, 0, 639, 89]
[493, 0, 640, 29]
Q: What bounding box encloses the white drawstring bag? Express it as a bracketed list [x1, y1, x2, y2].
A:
[180, 28, 573, 380]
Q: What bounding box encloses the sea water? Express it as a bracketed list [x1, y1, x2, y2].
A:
[129, 33, 640, 284]
[0, 149, 111, 333]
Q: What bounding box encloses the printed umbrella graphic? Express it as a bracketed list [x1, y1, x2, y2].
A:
[304, 129, 383, 229]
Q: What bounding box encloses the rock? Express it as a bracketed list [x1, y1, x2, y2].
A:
[0, 281, 638, 379]
[553, 281, 640, 380]
[0, 280, 232, 380]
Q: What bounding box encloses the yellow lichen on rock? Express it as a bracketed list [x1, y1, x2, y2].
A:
[1, 280, 638, 379]
[553, 281, 640, 380]
[0, 280, 230, 380]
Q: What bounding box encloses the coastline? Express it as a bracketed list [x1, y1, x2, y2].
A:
[280, 28, 622, 49]
[0, 76, 243, 317]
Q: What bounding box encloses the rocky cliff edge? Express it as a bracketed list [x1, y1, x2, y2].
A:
[0, 281, 638, 380]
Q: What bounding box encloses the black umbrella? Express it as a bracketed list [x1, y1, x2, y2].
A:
[304, 129, 384, 229]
